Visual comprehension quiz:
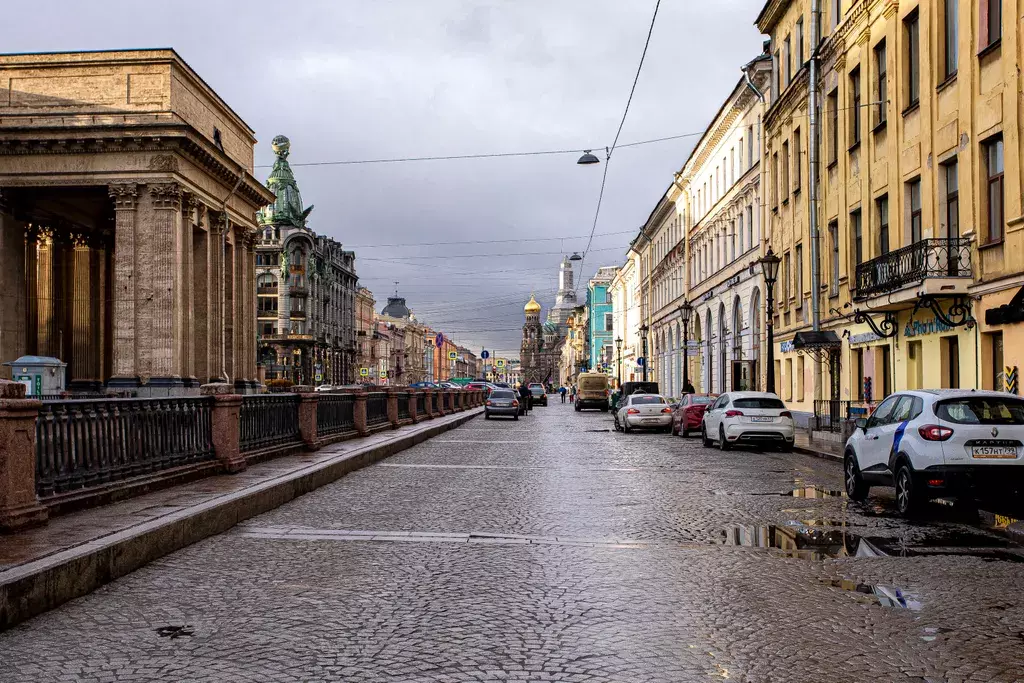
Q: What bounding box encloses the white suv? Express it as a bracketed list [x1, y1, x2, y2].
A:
[843, 390, 1024, 516]
[701, 392, 795, 451]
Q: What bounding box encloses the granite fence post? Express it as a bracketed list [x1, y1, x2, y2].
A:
[0, 380, 48, 531]
[201, 383, 247, 473]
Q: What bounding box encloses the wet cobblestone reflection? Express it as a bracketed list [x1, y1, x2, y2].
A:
[1, 402, 1023, 682]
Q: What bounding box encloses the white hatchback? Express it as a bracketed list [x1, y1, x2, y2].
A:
[701, 392, 795, 451]
[843, 390, 1024, 516]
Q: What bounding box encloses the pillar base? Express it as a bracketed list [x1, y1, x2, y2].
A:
[0, 501, 49, 533]
[106, 375, 140, 390]
[68, 379, 104, 393]
[136, 376, 185, 397]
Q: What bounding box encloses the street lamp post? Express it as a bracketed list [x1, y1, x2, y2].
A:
[639, 323, 649, 382]
[678, 299, 693, 393]
[615, 336, 623, 387]
[758, 247, 782, 394]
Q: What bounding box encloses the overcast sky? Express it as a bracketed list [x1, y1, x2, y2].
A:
[8, 0, 766, 357]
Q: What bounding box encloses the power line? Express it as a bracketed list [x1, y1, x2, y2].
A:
[575, 0, 662, 295]
[359, 245, 622, 262]
[345, 229, 637, 249]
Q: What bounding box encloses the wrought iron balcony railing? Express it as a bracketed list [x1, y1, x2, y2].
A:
[854, 238, 971, 300]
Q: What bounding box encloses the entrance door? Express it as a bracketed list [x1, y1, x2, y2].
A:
[732, 360, 755, 391]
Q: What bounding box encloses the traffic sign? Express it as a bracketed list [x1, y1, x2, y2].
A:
[496, 359, 506, 368]
[435, 333, 444, 348]
[315, 373, 322, 382]
[637, 357, 646, 367]
[379, 370, 387, 378]
[359, 367, 369, 377]
[481, 350, 490, 360]
[448, 351, 458, 361]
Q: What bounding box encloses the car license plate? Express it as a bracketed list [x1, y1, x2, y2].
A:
[972, 446, 1017, 459]
[751, 416, 773, 422]
[642, 418, 659, 423]
[495, 401, 510, 407]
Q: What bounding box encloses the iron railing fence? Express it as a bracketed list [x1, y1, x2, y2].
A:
[812, 399, 878, 433]
[240, 394, 301, 452]
[366, 392, 389, 426]
[35, 397, 214, 497]
[396, 392, 411, 420]
[416, 393, 426, 416]
[855, 237, 971, 299]
[317, 393, 356, 436]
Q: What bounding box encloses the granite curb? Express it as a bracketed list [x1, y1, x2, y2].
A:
[0, 408, 482, 631]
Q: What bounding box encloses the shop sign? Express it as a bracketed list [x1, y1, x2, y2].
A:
[849, 331, 881, 345]
[779, 340, 795, 353]
[904, 316, 953, 338]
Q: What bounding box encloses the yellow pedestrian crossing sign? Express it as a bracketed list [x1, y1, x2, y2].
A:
[380, 370, 387, 378]
[448, 351, 458, 360]
[359, 368, 369, 377]
[496, 359, 505, 368]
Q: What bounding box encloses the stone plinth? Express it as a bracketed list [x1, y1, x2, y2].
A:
[0, 380, 48, 531]
[409, 391, 420, 424]
[353, 390, 369, 436]
[387, 389, 399, 429]
[201, 383, 246, 473]
[297, 393, 319, 450]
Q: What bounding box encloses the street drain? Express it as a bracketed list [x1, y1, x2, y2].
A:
[155, 625, 194, 639]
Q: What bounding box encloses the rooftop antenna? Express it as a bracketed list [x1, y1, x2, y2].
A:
[393, 281, 399, 296]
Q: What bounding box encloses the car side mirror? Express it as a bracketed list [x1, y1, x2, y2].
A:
[855, 418, 868, 432]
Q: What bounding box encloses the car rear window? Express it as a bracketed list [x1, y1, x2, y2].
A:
[733, 398, 787, 409]
[688, 396, 714, 405]
[490, 390, 515, 399]
[530, 387, 545, 394]
[935, 398, 1024, 425]
[631, 396, 666, 405]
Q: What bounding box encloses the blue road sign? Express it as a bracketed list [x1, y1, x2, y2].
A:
[481, 350, 490, 360]
[637, 357, 646, 367]
[435, 333, 444, 348]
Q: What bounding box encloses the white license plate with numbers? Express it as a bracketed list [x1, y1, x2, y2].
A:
[972, 446, 1017, 459]
[751, 416, 774, 422]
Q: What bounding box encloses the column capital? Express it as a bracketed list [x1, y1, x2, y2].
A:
[209, 209, 228, 234]
[108, 183, 139, 210]
[148, 182, 183, 210]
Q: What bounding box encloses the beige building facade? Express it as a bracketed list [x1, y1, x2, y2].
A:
[0, 50, 274, 394]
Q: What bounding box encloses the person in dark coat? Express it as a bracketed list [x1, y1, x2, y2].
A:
[518, 383, 532, 414]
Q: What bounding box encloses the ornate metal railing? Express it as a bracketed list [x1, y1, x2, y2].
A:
[416, 393, 426, 416]
[812, 399, 877, 433]
[239, 394, 301, 452]
[366, 392, 389, 426]
[35, 398, 214, 497]
[396, 392, 411, 420]
[443, 392, 452, 411]
[431, 391, 440, 413]
[317, 393, 356, 436]
[854, 238, 971, 300]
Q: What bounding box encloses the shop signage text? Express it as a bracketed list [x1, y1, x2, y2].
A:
[904, 316, 953, 338]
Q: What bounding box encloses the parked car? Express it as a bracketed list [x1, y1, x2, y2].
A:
[529, 383, 548, 406]
[484, 389, 520, 420]
[672, 394, 717, 436]
[315, 384, 335, 392]
[701, 392, 795, 451]
[843, 390, 1024, 516]
[409, 382, 438, 389]
[466, 382, 494, 395]
[614, 393, 673, 433]
[576, 372, 610, 412]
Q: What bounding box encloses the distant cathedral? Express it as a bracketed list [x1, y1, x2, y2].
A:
[520, 256, 575, 384]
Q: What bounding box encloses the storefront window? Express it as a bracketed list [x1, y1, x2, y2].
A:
[942, 336, 960, 388]
[990, 332, 1004, 391]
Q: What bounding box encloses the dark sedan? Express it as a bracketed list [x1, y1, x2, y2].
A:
[485, 389, 521, 420]
[529, 384, 548, 406]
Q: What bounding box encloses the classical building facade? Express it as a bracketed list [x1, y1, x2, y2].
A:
[0, 49, 275, 394]
[255, 136, 357, 386]
[354, 287, 375, 380]
[757, 0, 1023, 416]
[587, 267, 617, 375]
[609, 246, 642, 386]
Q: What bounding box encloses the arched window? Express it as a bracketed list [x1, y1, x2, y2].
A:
[732, 297, 743, 363]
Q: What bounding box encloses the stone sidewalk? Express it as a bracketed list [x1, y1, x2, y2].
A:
[0, 407, 481, 630]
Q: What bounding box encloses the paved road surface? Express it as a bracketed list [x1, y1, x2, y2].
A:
[2, 401, 1023, 682]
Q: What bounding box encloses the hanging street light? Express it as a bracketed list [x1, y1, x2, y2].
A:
[576, 150, 600, 165]
[569, 251, 583, 261]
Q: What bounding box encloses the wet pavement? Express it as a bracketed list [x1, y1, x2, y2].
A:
[2, 401, 1023, 682]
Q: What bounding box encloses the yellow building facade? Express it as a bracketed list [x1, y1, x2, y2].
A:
[758, 0, 1022, 418]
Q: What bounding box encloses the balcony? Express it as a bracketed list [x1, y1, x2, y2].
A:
[257, 285, 278, 295]
[290, 309, 307, 319]
[854, 238, 971, 303]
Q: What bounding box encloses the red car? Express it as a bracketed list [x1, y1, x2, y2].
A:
[672, 394, 717, 437]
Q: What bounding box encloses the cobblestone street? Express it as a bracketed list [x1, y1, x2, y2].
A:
[3, 402, 1024, 682]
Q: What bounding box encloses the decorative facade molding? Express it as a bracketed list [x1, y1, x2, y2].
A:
[108, 183, 139, 210]
[148, 182, 183, 210]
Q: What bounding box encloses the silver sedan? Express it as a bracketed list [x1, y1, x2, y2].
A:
[614, 393, 673, 433]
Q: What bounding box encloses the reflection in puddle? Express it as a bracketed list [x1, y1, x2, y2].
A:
[721, 521, 856, 560]
[787, 485, 845, 499]
[824, 578, 923, 611]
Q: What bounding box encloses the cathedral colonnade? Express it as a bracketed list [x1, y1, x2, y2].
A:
[0, 49, 276, 394]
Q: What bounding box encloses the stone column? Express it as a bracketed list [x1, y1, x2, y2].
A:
[181, 194, 197, 388]
[68, 238, 100, 389]
[207, 211, 226, 383]
[35, 228, 59, 358]
[386, 388, 399, 429]
[200, 383, 246, 473]
[353, 389, 368, 436]
[408, 391, 419, 423]
[0, 196, 26, 376]
[23, 226, 38, 356]
[142, 183, 184, 393]
[0, 380, 48, 531]
[192, 206, 209, 385]
[297, 391, 319, 449]
[423, 389, 435, 418]
[108, 184, 139, 388]
[223, 233, 236, 384]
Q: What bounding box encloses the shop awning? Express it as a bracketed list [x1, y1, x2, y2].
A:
[985, 286, 1024, 325]
[792, 331, 842, 350]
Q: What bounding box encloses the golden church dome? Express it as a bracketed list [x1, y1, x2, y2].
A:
[524, 294, 542, 314]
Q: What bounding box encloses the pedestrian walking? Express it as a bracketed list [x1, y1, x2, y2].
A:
[559, 385, 567, 403]
[518, 383, 531, 415]
[683, 380, 695, 394]
[569, 384, 576, 403]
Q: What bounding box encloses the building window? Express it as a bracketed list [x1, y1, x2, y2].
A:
[747, 205, 754, 248]
[795, 244, 803, 309]
[827, 89, 839, 163]
[604, 312, 613, 331]
[737, 213, 745, 254]
[830, 0, 840, 31]
[984, 135, 1004, 243]
[908, 178, 922, 243]
[785, 358, 794, 401]
[783, 35, 791, 87]
[747, 126, 754, 170]
[772, 152, 779, 208]
[943, 0, 958, 78]
[816, 6, 824, 45]
[793, 128, 801, 191]
[828, 221, 840, 296]
[849, 67, 861, 146]
[853, 348, 865, 399]
[781, 141, 790, 200]
[908, 340, 923, 390]
[796, 16, 804, 67]
[988, 331, 1004, 391]
[783, 251, 791, 305]
[877, 195, 889, 255]
[730, 221, 737, 262]
[983, 0, 1002, 47]
[880, 346, 892, 397]
[796, 355, 805, 401]
[904, 9, 920, 108]
[851, 209, 863, 268]
[942, 336, 960, 388]
[773, 49, 781, 99]
[874, 41, 887, 126]
[943, 160, 959, 239]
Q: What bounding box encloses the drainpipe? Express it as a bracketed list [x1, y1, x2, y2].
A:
[219, 165, 247, 385]
[808, 0, 823, 403]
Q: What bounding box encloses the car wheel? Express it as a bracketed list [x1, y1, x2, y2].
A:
[681, 426, 689, 438]
[485, 414, 490, 420]
[701, 424, 713, 448]
[600, 406, 608, 412]
[779, 441, 794, 453]
[623, 419, 632, 434]
[718, 426, 731, 451]
[514, 413, 519, 421]
[575, 404, 581, 412]
[671, 422, 679, 436]
[844, 453, 870, 501]
[895, 462, 923, 517]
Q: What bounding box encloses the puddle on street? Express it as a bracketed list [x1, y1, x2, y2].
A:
[822, 578, 923, 611]
[787, 485, 845, 499]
